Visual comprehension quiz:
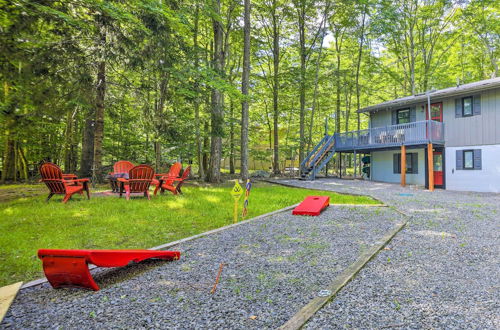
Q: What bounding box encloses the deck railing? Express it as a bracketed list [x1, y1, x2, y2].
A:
[334, 120, 444, 151]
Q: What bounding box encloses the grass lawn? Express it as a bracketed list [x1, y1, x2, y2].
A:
[0, 181, 379, 286]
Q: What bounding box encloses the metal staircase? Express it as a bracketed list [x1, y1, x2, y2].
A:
[299, 134, 336, 180]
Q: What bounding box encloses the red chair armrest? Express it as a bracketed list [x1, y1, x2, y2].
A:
[64, 178, 89, 183]
[162, 175, 180, 180]
[117, 178, 128, 183]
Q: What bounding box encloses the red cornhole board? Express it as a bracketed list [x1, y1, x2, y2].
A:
[38, 249, 181, 291]
[292, 196, 330, 216]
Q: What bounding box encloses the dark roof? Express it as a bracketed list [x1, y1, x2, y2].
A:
[358, 77, 500, 113]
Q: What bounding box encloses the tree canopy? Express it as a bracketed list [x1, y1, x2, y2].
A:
[1, 0, 498, 182]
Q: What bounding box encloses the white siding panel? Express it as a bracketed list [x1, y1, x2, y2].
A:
[497, 88, 500, 142]
[445, 144, 500, 193]
[371, 149, 426, 186]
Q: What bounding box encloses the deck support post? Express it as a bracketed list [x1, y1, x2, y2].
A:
[353, 150, 357, 178]
[401, 145, 406, 187]
[427, 143, 434, 191]
[339, 152, 342, 178]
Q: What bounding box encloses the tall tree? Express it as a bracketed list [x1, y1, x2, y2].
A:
[207, 0, 225, 183]
[461, 0, 499, 78]
[193, 2, 204, 179]
[93, 15, 107, 182]
[307, 3, 329, 152]
[256, 0, 284, 174]
[240, 0, 251, 180]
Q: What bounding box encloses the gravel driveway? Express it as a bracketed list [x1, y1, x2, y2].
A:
[2, 201, 400, 329]
[2, 179, 498, 329]
[274, 179, 500, 329]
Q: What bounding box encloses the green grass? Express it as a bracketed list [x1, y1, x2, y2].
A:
[0, 181, 378, 286]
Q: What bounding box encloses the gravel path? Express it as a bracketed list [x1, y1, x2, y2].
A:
[2, 203, 401, 329]
[272, 179, 500, 329]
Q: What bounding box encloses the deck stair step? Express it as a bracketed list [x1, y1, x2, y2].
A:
[299, 134, 336, 181]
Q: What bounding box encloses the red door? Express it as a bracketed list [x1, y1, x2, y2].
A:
[433, 151, 443, 186]
[426, 102, 443, 122]
[426, 103, 444, 187]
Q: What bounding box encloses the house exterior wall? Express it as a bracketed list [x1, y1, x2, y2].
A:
[370, 109, 391, 127]
[369, 87, 500, 146]
[370, 104, 427, 127]
[364, 85, 500, 192]
[445, 144, 500, 193]
[370, 149, 426, 186]
[443, 87, 500, 147]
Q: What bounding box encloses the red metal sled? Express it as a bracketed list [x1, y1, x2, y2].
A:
[292, 196, 330, 216]
[38, 249, 181, 291]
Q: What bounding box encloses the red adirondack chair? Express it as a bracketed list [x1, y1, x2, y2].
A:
[152, 162, 182, 196]
[158, 166, 191, 195]
[39, 163, 90, 203]
[111, 160, 134, 174]
[117, 164, 155, 200]
[109, 161, 134, 192]
[38, 249, 180, 291]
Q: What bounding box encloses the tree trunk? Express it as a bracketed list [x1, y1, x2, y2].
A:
[355, 8, 367, 176]
[240, 0, 251, 180]
[93, 21, 106, 182]
[1, 84, 18, 182]
[193, 2, 204, 179]
[207, 0, 224, 183]
[80, 108, 95, 178]
[203, 120, 210, 175]
[298, 3, 306, 165]
[17, 145, 28, 181]
[271, 3, 280, 175]
[64, 108, 78, 173]
[307, 8, 328, 153]
[2, 135, 16, 182]
[335, 30, 342, 134]
[155, 76, 169, 172]
[229, 97, 235, 174]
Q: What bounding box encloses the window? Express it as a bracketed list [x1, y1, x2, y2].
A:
[456, 149, 481, 170]
[397, 109, 410, 124]
[456, 95, 480, 118]
[463, 150, 474, 169]
[430, 104, 441, 119]
[462, 97, 473, 116]
[393, 153, 418, 174]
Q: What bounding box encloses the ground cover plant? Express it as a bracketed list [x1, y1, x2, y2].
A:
[0, 182, 378, 286]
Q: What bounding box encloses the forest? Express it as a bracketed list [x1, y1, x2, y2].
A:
[1, 0, 498, 183]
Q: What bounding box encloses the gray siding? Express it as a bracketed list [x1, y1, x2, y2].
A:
[368, 87, 500, 147]
[370, 104, 427, 127]
[370, 109, 391, 127]
[443, 87, 500, 147]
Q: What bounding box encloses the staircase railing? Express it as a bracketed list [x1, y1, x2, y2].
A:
[308, 134, 335, 180]
[300, 134, 329, 176]
[313, 142, 336, 179]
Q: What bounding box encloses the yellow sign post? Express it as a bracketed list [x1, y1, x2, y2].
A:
[231, 180, 243, 223]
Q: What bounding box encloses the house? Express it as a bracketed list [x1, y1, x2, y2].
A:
[301, 78, 500, 193]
